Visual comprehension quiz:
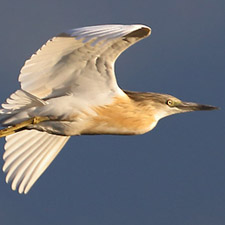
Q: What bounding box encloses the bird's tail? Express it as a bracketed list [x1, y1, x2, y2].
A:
[0, 90, 70, 194]
[0, 90, 48, 137]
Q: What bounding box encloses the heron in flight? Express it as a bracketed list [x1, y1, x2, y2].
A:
[0, 24, 217, 194]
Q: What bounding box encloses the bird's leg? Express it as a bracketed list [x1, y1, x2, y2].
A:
[0, 116, 49, 138]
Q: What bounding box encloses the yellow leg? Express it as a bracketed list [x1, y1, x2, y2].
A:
[0, 116, 49, 138]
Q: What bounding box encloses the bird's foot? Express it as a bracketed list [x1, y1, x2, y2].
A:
[0, 116, 49, 138]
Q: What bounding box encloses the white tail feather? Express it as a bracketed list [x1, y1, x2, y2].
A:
[0, 90, 46, 126]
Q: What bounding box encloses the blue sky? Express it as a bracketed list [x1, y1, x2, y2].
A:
[0, 0, 224, 224]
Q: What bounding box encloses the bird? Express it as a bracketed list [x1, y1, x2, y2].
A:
[0, 24, 217, 194]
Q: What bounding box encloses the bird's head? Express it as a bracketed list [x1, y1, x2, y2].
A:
[147, 93, 218, 121]
[125, 91, 218, 121]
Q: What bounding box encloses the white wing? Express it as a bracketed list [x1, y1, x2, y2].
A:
[19, 24, 151, 99]
[3, 130, 70, 194]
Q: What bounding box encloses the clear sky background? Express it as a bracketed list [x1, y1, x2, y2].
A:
[0, 0, 224, 225]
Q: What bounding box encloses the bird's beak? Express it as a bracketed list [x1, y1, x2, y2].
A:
[177, 101, 219, 112]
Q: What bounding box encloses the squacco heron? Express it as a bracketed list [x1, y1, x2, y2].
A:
[0, 24, 217, 194]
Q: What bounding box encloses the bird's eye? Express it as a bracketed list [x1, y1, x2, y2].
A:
[166, 99, 174, 107]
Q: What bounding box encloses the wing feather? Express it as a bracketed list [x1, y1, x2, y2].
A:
[3, 130, 70, 194]
[18, 24, 151, 99]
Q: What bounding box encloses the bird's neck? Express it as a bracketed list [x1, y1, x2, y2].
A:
[82, 92, 158, 135]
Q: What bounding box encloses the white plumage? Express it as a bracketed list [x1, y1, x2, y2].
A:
[19, 24, 150, 99]
[3, 130, 69, 194]
[0, 24, 151, 193]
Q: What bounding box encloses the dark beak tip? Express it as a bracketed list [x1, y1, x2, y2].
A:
[200, 105, 219, 111]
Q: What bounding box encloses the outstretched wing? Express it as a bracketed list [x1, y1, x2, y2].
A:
[19, 24, 151, 99]
[3, 130, 70, 194]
